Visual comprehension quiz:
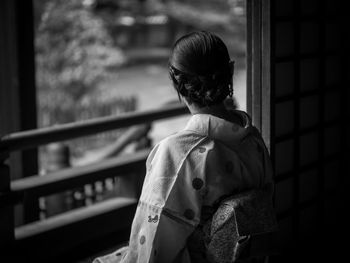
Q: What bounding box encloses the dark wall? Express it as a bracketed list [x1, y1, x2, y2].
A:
[269, 0, 348, 261]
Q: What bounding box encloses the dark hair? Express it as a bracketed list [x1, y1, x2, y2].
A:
[169, 31, 234, 107]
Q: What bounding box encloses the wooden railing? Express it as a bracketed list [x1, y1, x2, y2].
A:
[0, 103, 188, 262]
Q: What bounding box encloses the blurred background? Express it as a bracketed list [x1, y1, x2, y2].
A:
[32, 0, 246, 228]
[34, 0, 246, 163]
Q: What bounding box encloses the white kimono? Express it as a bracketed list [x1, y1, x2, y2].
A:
[94, 110, 277, 263]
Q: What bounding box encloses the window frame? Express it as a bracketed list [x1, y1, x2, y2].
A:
[246, 0, 271, 150]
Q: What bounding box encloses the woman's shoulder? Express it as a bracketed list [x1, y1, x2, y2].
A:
[158, 130, 207, 150]
[144, 131, 210, 184]
[148, 130, 209, 165]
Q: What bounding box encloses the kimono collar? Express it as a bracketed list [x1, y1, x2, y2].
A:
[183, 110, 255, 146]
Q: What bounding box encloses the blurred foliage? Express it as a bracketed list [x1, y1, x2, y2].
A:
[34, 0, 246, 164]
[34, 0, 140, 167]
[156, 0, 246, 33]
[35, 0, 128, 127]
[159, 0, 246, 60]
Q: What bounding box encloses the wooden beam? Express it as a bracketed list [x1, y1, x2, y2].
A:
[246, 0, 271, 150]
[9, 149, 150, 202]
[0, 0, 39, 224]
[246, 0, 262, 131]
[0, 104, 188, 153]
[15, 197, 137, 262]
[13, 0, 39, 223]
[0, 154, 14, 249]
[74, 124, 151, 166]
[15, 197, 136, 240]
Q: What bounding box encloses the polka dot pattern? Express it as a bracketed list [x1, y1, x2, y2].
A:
[198, 146, 206, 153]
[140, 235, 146, 245]
[148, 214, 159, 223]
[192, 178, 204, 190]
[232, 124, 239, 132]
[184, 209, 195, 220]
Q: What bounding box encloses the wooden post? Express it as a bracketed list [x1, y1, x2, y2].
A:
[44, 143, 73, 217]
[0, 153, 14, 250]
[0, 0, 39, 225]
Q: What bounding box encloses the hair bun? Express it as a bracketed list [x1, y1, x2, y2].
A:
[169, 66, 232, 107]
[188, 76, 230, 107]
[169, 31, 234, 107]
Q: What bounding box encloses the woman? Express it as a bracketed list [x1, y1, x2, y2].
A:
[94, 31, 277, 263]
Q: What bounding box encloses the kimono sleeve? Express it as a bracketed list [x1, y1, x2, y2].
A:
[123, 138, 208, 263]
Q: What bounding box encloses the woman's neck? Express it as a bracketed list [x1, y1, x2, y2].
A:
[185, 100, 242, 125]
[189, 103, 226, 116]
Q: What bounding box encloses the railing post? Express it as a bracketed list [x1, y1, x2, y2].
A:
[0, 152, 14, 249]
[44, 143, 73, 216]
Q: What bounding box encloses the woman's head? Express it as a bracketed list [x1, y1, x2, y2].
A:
[169, 31, 234, 107]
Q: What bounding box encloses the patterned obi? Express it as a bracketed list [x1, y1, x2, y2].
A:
[188, 185, 278, 263]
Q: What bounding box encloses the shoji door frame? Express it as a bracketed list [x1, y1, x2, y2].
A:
[246, 0, 271, 150]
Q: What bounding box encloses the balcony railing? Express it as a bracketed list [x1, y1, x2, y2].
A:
[0, 103, 188, 262]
